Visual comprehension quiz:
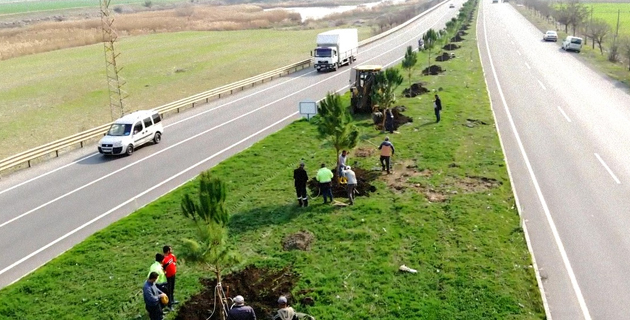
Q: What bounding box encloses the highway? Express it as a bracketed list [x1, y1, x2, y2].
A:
[479, 1, 630, 320]
[0, 1, 461, 289]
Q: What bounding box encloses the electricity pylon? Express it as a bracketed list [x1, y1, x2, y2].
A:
[100, 0, 128, 121]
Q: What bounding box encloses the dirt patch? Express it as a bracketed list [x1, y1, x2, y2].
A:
[424, 189, 449, 202]
[175, 266, 300, 320]
[450, 34, 464, 42]
[464, 118, 490, 128]
[454, 176, 501, 193]
[435, 52, 455, 62]
[307, 167, 378, 199]
[382, 160, 421, 192]
[282, 231, 315, 251]
[354, 147, 374, 157]
[372, 105, 413, 130]
[403, 82, 430, 98]
[422, 65, 445, 76]
[443, 43, 460, 50]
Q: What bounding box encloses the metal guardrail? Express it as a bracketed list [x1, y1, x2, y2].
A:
[0, 0, 446, 175]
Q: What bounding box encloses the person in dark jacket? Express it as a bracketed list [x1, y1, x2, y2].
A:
[227, 295, 257, 320]
[434, 95, 442, 123]
[143, 272, 167, 320]
[293, 162, 309, 207]
[384, 108, 395, 133]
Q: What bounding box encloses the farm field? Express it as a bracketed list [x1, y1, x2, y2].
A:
[0, 27, 370, 160]
[0, 0, 181, 15]
[0, 4, 546, 318]
[588, 2, 630, 37]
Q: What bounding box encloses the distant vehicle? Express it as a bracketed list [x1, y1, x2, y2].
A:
[543, 30, 558, 42]
[562, 36, 583, 53]
[449, 3, 455, 8]
[98, 110, 163, 156]
[492, 0, 499, 3]
[312, 29, 359, 72]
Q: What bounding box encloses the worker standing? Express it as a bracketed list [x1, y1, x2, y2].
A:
[338, 150, 348, 183]
[316, 163, 334, 204]
[342, 166, 357, 205]
[293, 162, 309, 207]
[434, 94, 442, 123]
[378, 136, 395, 174]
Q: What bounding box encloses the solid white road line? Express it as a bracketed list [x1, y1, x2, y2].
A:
[0, 7, 450, 197]
[0, 111, 299, 279]
[0, 13, 449, 229]
[557, 106, 572, 122]
[525, 62, 531, 69]
[595, 153, 621, 184]
[537, 79, 547, 90]
[482, 6, 592, 320]
[511, 40, 515, 45]
[516, 50, 521, 56]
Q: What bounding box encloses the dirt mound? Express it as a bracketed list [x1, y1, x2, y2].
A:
[450, 34, 464, 42]
[175, 266, 300, 320]
[435, 52, 454, 62]
[464, 118, 490, 128]
[354, 147, 374, 157]
[422, 65, 445, 75]
[282, 231, 315, 251]
[371, 105, 413, 130]
[307, 167, 378, 199]
[403, 82, 430, 97]
[455, 176, 501, 193]
[443, 43, 460, 50]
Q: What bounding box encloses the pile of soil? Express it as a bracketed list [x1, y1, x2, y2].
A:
[464, 118, 489, 128]
[175, 266, 300, 320]
[450, 34, 464, 42]
[307, 167, 378, 198]
[371, 106, 413, 129]
[422, 65, 445, 75]
[435, 52, 454, 62]
[282, 231, 315, 251]
[403, 82, 430, 97]
[443, 43, 460, 50]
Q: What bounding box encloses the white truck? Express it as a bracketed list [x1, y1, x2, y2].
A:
[312, 29, 358, 72]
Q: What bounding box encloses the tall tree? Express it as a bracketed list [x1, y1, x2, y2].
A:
[401, 46, 417, 87]
[553, 5, 570, 33]
[587, 19, 611, 54]
[180, 174, 239, 320]
[422, 28, 439, 69]
[315, 92, 359, 162]
[566, 0, 588, 36]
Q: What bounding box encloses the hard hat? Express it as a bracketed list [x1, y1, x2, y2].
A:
[160, 294, 169, 305]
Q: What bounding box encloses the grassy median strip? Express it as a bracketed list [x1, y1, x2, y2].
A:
[0, 10, 545, 320]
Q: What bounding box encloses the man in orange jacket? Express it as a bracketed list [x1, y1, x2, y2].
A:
[162, 245, 179, 308]
[378, 136, 395, 174]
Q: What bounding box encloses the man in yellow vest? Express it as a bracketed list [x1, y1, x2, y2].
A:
[316, 163, 334, 204]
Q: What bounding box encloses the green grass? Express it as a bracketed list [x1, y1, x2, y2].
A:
[586, 3, 630, 38]
[0, 8, 545, 320]
[516, 4, 630, 86]
[0, 27, 371, 159]
[0, 0, 181, 15]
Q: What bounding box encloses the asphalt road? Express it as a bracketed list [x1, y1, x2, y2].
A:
[479, 2, 630, 320]
[0, 1, 462, 290]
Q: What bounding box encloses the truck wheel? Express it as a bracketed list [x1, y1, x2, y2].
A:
[125, 144, 134, 156]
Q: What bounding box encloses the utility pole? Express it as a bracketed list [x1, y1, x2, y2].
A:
[100, 0, 128, 121]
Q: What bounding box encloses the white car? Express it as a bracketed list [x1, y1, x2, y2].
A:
[543, 30, 558, 42]
[562, 36, 583, 53]
[98, 110, 163, 156]
[449, 3, 455, 8]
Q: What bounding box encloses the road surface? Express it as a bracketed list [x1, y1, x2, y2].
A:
[479, 1, 630, 319]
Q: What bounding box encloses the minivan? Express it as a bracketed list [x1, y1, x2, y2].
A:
[562, 36, 582, 53]
[98, 110, 163, 156]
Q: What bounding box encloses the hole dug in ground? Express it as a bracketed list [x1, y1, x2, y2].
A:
[307, 167, 379, 199]
[175, 266, 301, 320]
[402, 82, 430, 97]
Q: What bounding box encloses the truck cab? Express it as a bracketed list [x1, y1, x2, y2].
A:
[312, 29, 358, 72]
[314, 47, 338, 71]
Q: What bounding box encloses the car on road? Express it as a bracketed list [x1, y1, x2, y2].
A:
[543, 30, 558, 42]
[492, 0, 499, 3]
[449, 3, 455, 8]
[98, 110, 163, 156]
[562, 36, 583, 53]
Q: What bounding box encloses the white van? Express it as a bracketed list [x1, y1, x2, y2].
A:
[98, 110, 163, 156]
[562, 36, 583, 53]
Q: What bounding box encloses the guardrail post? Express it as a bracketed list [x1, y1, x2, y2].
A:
[28, 160, 31, 168]
[55, 150, 59, 157]
[80, 141, 83, 148]
[192, 102, 195, 108]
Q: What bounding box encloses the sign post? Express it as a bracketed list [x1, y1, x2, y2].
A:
[299, 100, 317, 120]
